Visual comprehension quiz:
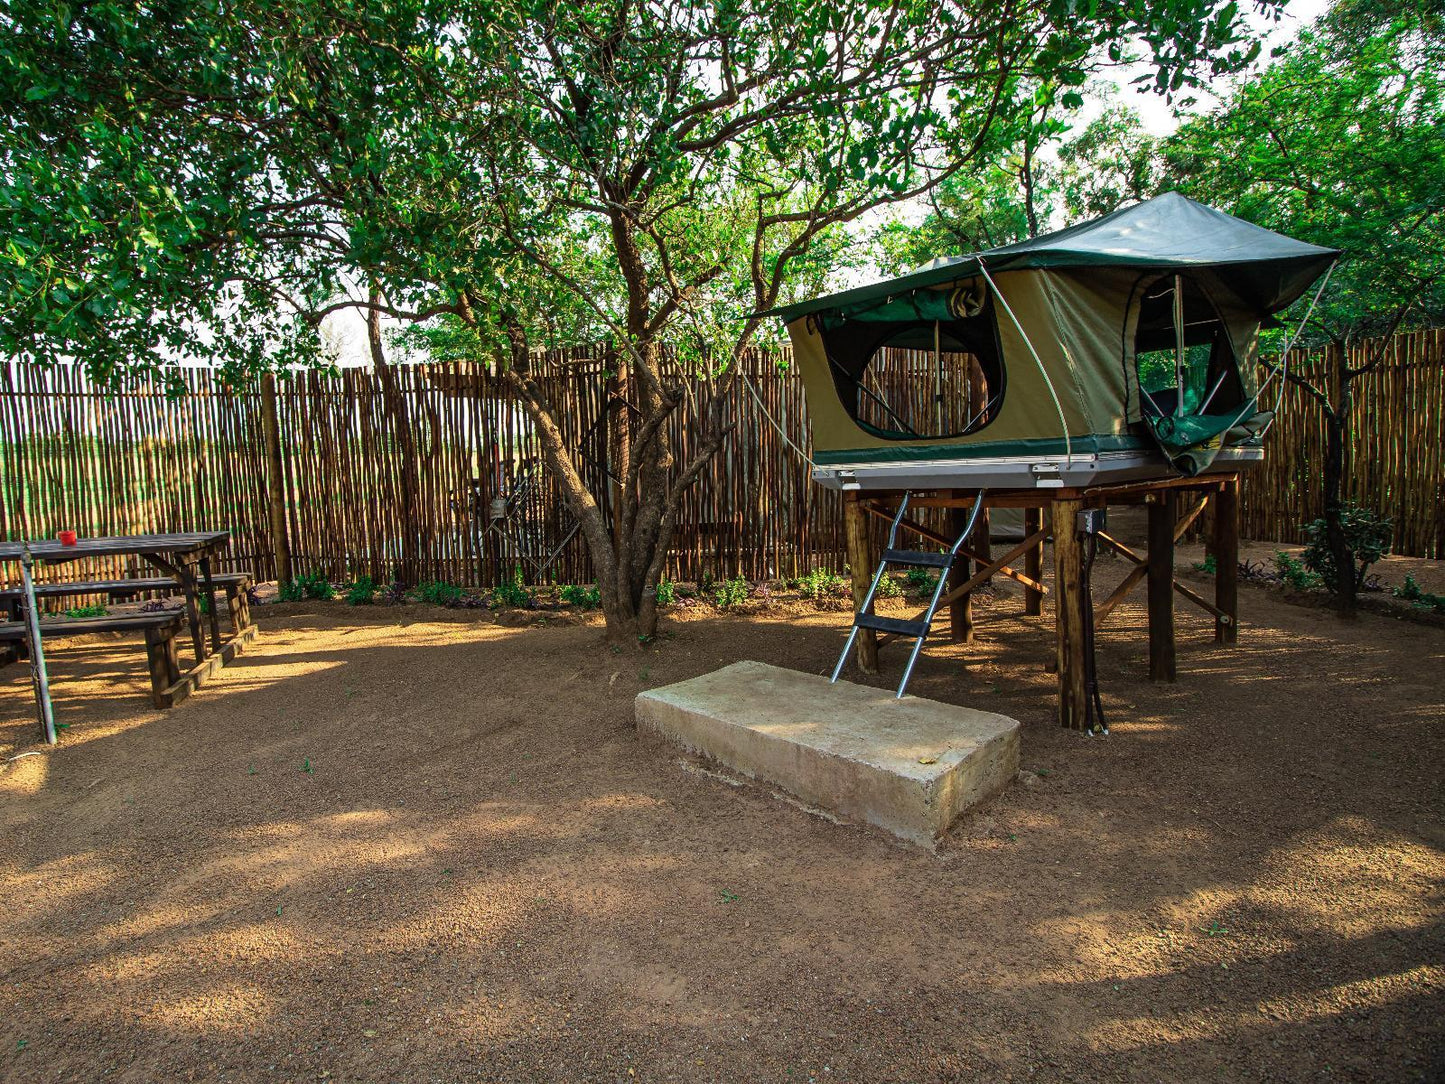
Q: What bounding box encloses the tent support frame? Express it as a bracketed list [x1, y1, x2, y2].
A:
[839, 474, 1240, 730]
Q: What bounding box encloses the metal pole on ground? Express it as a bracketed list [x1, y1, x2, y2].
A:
[20, 546, 56, 745]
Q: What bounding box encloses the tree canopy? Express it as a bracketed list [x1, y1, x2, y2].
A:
[1163, 0, 1445, 342]
[2, 0, 1275, 635]
[3, 0, 1272, 379]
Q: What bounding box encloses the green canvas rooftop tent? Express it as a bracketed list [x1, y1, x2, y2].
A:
[772, 192, 1339, 491]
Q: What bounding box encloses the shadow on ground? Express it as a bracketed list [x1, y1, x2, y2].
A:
[1, 560, 1441, 1083]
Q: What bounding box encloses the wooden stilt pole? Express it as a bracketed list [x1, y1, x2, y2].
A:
[1147, 491, 1177, 682]
[948, 494, 970, 642]
[844, 491, 879, 674]
[966, 507, 990, 643]
[951, 500, 988, 643]
[1023, 506, 1044, 617]
[1213, 478, 1239, 644]
[1051, 498, 1087, 729]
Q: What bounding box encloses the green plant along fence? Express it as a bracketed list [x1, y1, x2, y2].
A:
[1239, 328, 1445, 559]
[1, 329, 1441, 591]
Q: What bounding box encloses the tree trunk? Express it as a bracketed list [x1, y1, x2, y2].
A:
[480, 212, 732, 648]
[607, 346, 630, 557]
[495, 313, 657, 646]
[368, 289, 422, 585]
[1322, 359, 1356, 617]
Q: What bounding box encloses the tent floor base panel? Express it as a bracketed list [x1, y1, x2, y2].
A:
[812, 446, 1261, 492]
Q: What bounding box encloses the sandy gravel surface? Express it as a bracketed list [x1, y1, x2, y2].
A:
[1, 556, 1441, 1083]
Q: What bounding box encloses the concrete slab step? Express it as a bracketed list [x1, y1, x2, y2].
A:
[636, 660, 1020, 848]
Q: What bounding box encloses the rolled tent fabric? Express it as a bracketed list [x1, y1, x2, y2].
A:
[1146, 410, 1273, 477]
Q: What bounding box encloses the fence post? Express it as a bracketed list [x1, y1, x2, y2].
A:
[1436, 482, 1445, 561]
[261, 373, 293, 586]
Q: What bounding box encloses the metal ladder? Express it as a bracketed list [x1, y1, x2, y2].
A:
[831, 491, 987, 699]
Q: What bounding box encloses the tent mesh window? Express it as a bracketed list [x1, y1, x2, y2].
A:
[1133, 275, 1244, 418]
[824, 309, 1006, 441]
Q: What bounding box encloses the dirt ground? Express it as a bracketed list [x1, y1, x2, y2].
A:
[1, 553, 1442, 1083]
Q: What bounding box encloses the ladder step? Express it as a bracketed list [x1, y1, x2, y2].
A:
[881, 548, 953, 569]
[854, 612, 931, 638]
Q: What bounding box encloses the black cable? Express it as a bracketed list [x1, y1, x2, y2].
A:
[1079, 526, 1109, 735]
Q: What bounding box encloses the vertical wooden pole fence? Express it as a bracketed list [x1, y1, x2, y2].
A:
[0, 328, 1440, 592]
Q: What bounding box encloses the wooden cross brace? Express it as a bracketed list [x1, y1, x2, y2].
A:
[1092, 494, 1230, 627]
[860, 502, 1050, 597]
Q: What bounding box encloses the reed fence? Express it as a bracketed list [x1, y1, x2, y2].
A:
[1239, 328, 1445, 558]
[1, 328, 1440, 591]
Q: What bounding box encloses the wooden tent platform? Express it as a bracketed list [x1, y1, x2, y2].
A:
[839, 474, 1241, 730]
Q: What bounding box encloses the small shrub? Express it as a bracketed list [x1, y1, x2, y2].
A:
[1301, 505, 1392, 592]
[560, 583, 602, 610]
[381, 580, 408, 605]
[63, 603, 108, 618]
[1193, 554, 1217, 575]
[905, 566, 939, 596]
[345, 575, 377, 606]
[795, 567, 847, 601]
[713, 575, 749, 609]
[1393, 573, 1445, 613]
[490, 566, 534, 609]
[1393, 573, 1424, 601]
[1273, 551, 1323, 592]
[416, 579, 465, 607]
[653, 578, 676, 606]
[874, 573, 902, 599]
[279, 569, 334, 601]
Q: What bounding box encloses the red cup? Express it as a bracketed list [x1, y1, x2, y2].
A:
[57, 530, 78, 546]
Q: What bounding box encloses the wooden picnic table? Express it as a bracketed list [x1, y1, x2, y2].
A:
[0, 531, 232, 662]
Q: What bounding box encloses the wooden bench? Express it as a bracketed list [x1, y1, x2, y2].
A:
[0, 574, 253, 634]
[0, 611, 186, 709]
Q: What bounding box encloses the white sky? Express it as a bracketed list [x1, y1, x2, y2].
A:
[1123, 0, 1330, 134]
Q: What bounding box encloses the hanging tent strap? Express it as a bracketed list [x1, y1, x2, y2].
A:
[741, 372, 817, 471]
[1220, 262, 1336, 438]
[977, 260, 1073, 465]
[1258, 262, 1336, 436]
[933, 319, 943, 431]
[1173, 275, 1186, 416]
